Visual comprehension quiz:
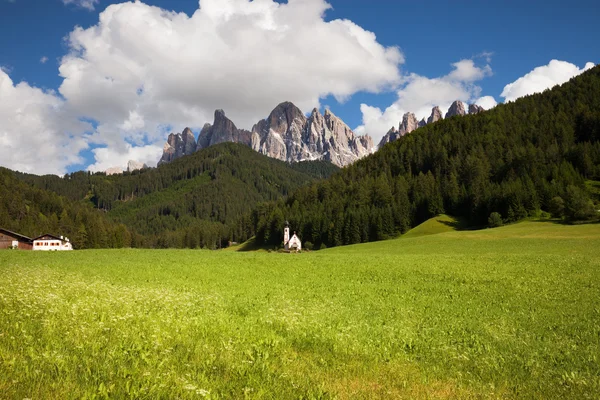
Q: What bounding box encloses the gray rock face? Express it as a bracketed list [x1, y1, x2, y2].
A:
[427, 106, 443, 124]
[445, 101, 466, 118]
[377, 126, 398, 148]
[158, 133, 180, 165]
[105, 167, 123, 175]
[158, 128, 198, 165]
[250, 102, 374, 167]
[377, 112, 420, 148]
[195, 110, 252, 152]
[377, 101, 481, 149]
[158, 101, 374, 167]
[251, 102, 308, 162]
[468, 104, 485, 114]
[399, 112, 419, 136]
[127, 160, 147, 173]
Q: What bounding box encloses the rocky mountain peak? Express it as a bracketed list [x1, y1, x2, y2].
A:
[127, 160, 148, 173]
[251, 102, 373, 167]
[427, 106, 443, 124]
[106, 159, 148, 175]
[378, 126, 399, 148]
[196, 110, 252, 152]
[105, 166, 123, 176]
[468, 103, 485, 114]
[266, 101, 307, 135]
[159, 102, 374, 168]
[398, 112, 419, 136]
[446, 101, 466, 118]
[377, 100, 486, 150]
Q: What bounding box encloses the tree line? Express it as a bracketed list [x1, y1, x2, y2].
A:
[252, 66, 600, 249]
[9, 144, 338, 249]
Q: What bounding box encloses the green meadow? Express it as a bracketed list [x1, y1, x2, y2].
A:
[1, 220, 599, 399]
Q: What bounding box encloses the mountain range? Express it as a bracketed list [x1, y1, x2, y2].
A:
[157, 100, 485, 169]
[5, 66, 599, 251]
[159, 102, 374, 168]
[377, 101, 484, 147]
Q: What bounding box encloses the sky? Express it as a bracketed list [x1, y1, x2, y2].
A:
[0, 0, 598, 175]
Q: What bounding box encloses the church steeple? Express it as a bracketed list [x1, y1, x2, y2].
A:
[283, 220, 290, 245]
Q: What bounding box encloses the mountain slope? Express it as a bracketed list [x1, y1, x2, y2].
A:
[0, 167, 132, 249]
[253, 66, 600, 249]
[15, 143, 339, 248]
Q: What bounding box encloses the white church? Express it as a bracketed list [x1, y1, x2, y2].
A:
[283, 221, 302, 252]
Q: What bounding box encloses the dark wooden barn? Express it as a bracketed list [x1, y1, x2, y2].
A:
[0, 228, 33, 250]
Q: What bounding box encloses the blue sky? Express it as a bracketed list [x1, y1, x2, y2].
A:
[0, 0, 597, 174]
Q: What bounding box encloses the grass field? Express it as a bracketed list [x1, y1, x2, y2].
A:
[1, 220, 599, 399]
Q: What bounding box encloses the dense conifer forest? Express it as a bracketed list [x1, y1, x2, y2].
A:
[5, 144, 338, 248]
[4, 67, 600, 250]
[0, 167, 132, 248]
[252, 66, 600, 249]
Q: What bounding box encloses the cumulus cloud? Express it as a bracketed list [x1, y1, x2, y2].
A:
[355, 59, 494, 143]
[57, 0, 403, 170]
[0, 69, 89, 175]
[40, 56, 48, 64]
[87, 143, 163, 173]
[62, 0, 99, 11]
[474, 95, 497, 110]
[501, 60, 595, 102]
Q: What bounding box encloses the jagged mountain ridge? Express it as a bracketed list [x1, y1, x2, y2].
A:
[377, 100, 485, 148]
[159, 102, 375, 167]
[105, 160, 149, 175]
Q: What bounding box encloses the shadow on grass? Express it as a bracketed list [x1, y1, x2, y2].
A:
[233, 237, 273, 252]
[437, 217, 474, 231]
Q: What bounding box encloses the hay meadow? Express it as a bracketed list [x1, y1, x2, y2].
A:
[1, 220, 599, 399]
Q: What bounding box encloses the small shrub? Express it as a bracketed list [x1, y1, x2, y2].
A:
[304, 241, 314, 251]
[488, 212, 503, 228]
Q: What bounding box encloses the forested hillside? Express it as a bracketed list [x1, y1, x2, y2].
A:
[253, 66, 600, 249]
[12, 143, 338, 248]
[0, 168, 132, 248]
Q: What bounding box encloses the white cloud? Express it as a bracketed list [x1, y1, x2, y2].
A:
[58, 0, 403, 169]
[501, 60, 595, 102]
[474, 95, 497, 110]
[0, 69, 89, 175]
[87, 143, 163, 173]
[40, 56, 48, 64]
[62, 0, 99, 11]
[355, 59, 493, 143]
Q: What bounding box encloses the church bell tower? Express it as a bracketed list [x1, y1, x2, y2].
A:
[284, 220, 290, 246]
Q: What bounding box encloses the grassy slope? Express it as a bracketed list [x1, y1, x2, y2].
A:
[401, 214, 463, 239]
[1, 221, 599, 399]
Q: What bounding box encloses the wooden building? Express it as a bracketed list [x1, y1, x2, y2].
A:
[0, 228, 33, 250]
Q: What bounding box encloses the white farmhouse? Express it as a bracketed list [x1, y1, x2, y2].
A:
[283, 221, 302, 251]
[33, 234, 73, 251]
